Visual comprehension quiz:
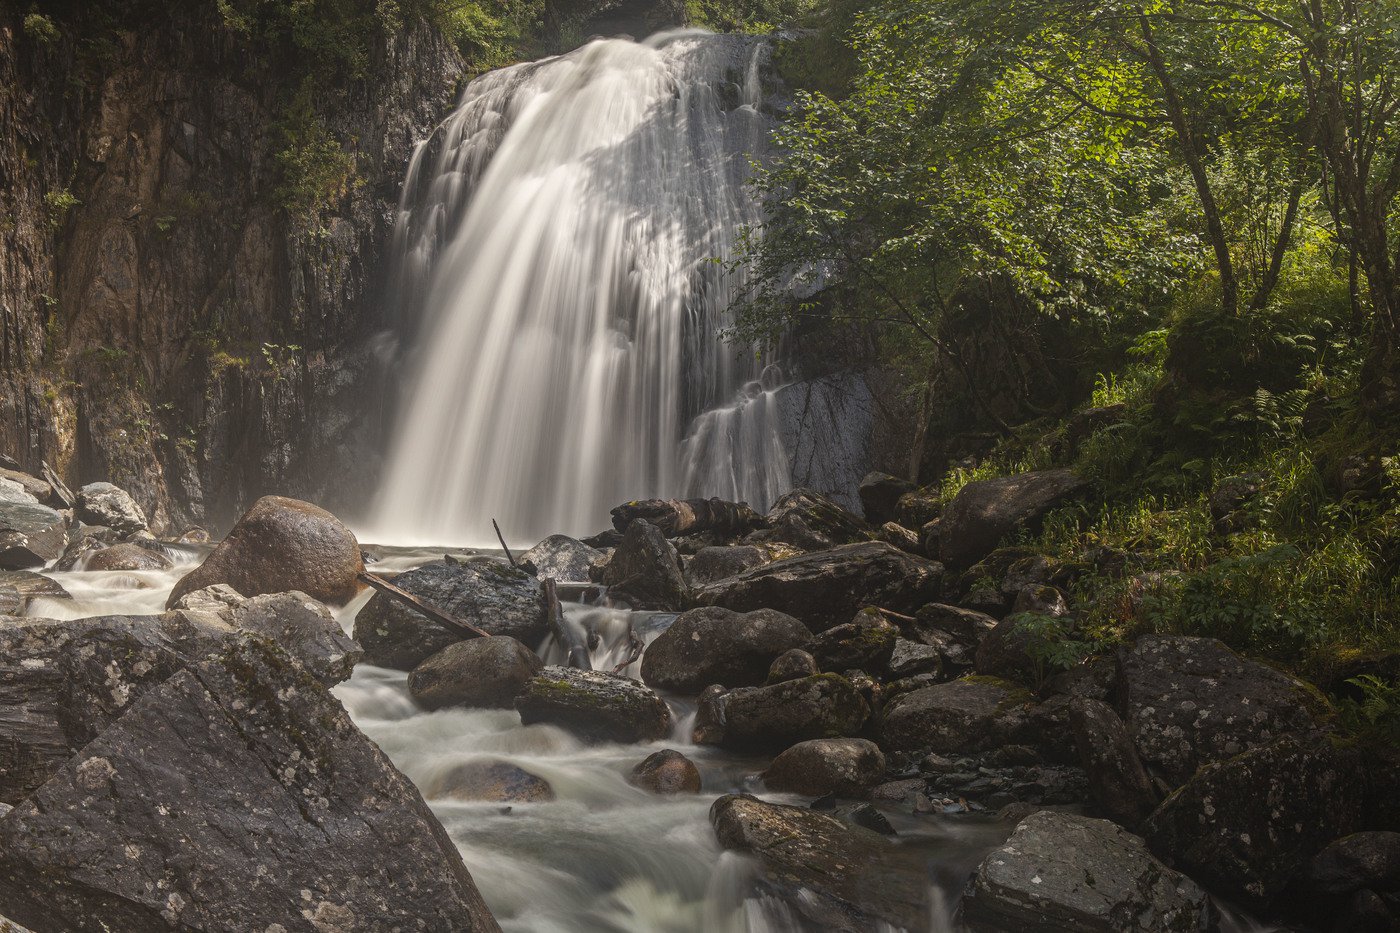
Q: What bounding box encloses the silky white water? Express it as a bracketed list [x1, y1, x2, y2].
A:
[370, 32, 793, 547]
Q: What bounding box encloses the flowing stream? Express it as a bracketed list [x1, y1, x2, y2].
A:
[369, 31, 794, 547]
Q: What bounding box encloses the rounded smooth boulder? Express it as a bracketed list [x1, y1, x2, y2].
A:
[84, 542, 173, 572]
[764, 738, 886, 798]
[409, 636, 544, 710]
[628, 749, 702, 795]
[166, 496, 364, 608]
[641, 606, 811, 693]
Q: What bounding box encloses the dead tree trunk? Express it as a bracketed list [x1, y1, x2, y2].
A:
[543, 577, 592, 670]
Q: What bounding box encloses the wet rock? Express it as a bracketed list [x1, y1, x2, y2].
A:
[173, 527, 211, 545]
[0, 469, 51, 504]
[426, 760, 554, 803]
[808, 610, 898, 673]
[0, 501, 66, 570]
[0, 637, 499, 932]
[1143, 735, 1364, 908]
[1116, 634, 1323, 788]
[353, 558, 545, 670]
[641, 606, 810, 693]
[858, 472, 914, 525]
[963, 810, 1216, 932]
[628, 749, 701, 795]
[691, 683, 729, 745]
[518, 534, 603, 582]
[925, 756, 1088, 808]
[601, 520, 688, 611]
[1068, 697, 1157, 827]
[683, 545, 767, 587]
[699, 674, 869, 752]
[516, 666, 672, 744]
[764, 738, 886, 798]
[911, 602, 999, 646]
[887, 638, 943, 679]
[1305, 832, 1400, 895]
[167, 496, 364, 608]
[409, 636, 543, 710]
[767, 648, 819, 683]
[710, 794, 928, 931]
[694, 541, 943, 633]
[878, 677, 1029, 756]
[74, 482, 148, 536]
[0, 570, 70, 608]
[83, 542, 173, 572]
[940, 469, 1087, 569]
[752, 488, 873, 552]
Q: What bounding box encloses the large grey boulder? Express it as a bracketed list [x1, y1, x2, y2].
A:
[167, 496, 364, 607]
[515, 667, 672, 744]
[408, 636, 543, 710]
[0, 638, 500, 932]
[83, 542, 173, 572]
[0, 501, 66, 570]
[939, 468, 1086, 569]
[353, 558, 545, 671]
[696, 674, 869, 752]
[710, 794, 928, 930]
[601, 520, 688, 610]
[963, 810, 1216, 932]
[640, 606, 810, 693]
[683, 545, 767, 587]
[808, 610, 898, 673]
[693, 541, 943, 632]
[1069, 697, 1158, 828]
[74, 482, 148, 536]
[751, 488, 873, 552]
[518, 534, 603, 582]
[878, 677, 1027, 756]
[764, 738, 886, 798]
[1116, 635, 1323, 788]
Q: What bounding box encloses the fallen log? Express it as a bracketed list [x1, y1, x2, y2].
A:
[610, 497, 762, 538]
[357, 570, 490, 639]
[611, 620, 645, 674]
[41, 461, 74, 509]
[492, 518, 518, 567]
[543, 577, 592, 670]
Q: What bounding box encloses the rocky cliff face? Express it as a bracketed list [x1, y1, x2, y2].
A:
[0, 4, 467, 532]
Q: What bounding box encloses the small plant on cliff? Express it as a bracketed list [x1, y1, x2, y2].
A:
[22, 13, 61, 45]
[273, 88, 356, 219]
[43, 189, 80, 231]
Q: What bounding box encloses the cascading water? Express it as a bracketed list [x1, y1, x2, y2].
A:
[369, 31, 792, 546]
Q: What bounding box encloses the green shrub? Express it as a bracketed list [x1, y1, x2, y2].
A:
[22, 12, 61, 45]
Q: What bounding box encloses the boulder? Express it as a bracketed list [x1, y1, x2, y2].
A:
[0, 570, 70, 608]
[939, 469, 1087, 569]
[878, 521, 922, 553]
[166, 496, 363, 608]
[408, 636, 543, 710]
[74, 482, 147, 536]
[963, 810, 1216, 932]
[1142, 736, 1365, 908]
[910, 602, 998, 646]
[887, 638, 943, 680]
[808, 610, 898, 673]
[974, 600, 1069, 685]
[518, 534, 603, 582]
[1305, 832, 1400, 895]
[601, 520, 687, 610]
[858, 472, 914, 525]
[0, 469, 52, 504]
[515, 667, 672, 744]
[1068, 697, 1158, 827]
[693, 541, 943, 632]
[627, 749, 701, 795]
[767, 648, 819, 683]
[895, 490, 941, 530]
[83, 542, 173, 572]
[0, 501, 66, 570]
[424, 760, 554, 803]
[764, 738, 886, 798]
[640, 606, 809, 693]
[0, 638, 499, 932]
[878, 677, 1029, 756]
[696, 674, 868, 752]
[683, 545, 767, 587]
[353, 558, 545, 671]
[1210, 473, 1266, 534]
[710, 794, 928, 930]
[752, 488, 872, 552]
[1116, 634, 1323, 788]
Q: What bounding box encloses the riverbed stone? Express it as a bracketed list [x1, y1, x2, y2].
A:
[710, 794, 928, 930]
[0, 570, 69, 608]
[859, 472, 914, 525]
[887, 639, 943, 679]
[167, 495, 364, 608]
[808, 610, 898, 673]
[697, 673, 869, 752]
[408, 636, 543, 710]
[764, 738, 886, 798]
[753, 488, 873, 552]
[74, 482, 147, 536]
[0, 637, 500, 932]
[516, 666, 672, 744]
[693, 541, 943, 632]
[767, 648, 819, 683]
[878, 677, 1030, 756]
[425, 760, 554, 803]
[963, 810, 1216, 932]
[83, 542, 173, 572]
[0, 501, 66, 570]
[601, 519, 688, 610]
[640, 606, 810, 693]
[684, 545, 767, 587]
[1305, 832, 1400, 895]
[940, 468, 1087, 569]
[1068, 697, 1158, 827]
[353, 558, 545, 670]
[519, 534, 603, 582]
[627, 749, 701, 795]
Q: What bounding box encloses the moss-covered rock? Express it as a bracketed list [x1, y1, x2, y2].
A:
[515, 666, 671, 744]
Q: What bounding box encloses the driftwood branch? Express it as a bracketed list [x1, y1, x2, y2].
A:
[611, 620, 645, 674]
[543, 577, 591, 670]
[610, 497, 762, 538]
[492, 519, 517, 567]
[358, 570, 490, 639]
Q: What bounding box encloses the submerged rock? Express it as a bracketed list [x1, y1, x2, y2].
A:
[710, 794, 928, 930]
[697, 674, 869, 752]
[167, 496, 364, 608]
[963, 810, 1216, 932]
[408, 636, 543, 710]
[764, 738, 886, 798]
[425, 760, 554, 803]
[693, 541, 943, 632]
[0, 637, 500, 932]
[939, 468, 1086, 569]
[515, 666, 672, 744]
[353, 558, 545, 670]
[518, 534, 603, 582]
[601, 520, 688, 610]
[0, 501, 66, 570]
[628, 749, 702, 795]
[74, 482, 148, 536]
[640, 606, 810, 693]
[84, 542, 173, 572]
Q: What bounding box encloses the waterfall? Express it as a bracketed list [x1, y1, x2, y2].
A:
[369, 31, 791, 546]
